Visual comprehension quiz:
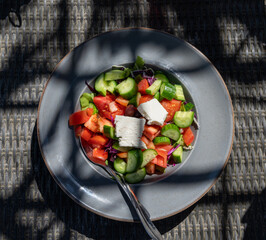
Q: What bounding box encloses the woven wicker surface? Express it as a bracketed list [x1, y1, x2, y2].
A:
[0, 0, 265, 239]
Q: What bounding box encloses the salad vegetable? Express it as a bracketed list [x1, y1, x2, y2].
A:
[69, 56, 197, 183]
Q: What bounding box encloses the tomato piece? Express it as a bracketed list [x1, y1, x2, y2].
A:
[69, 109, 90, 126]
[155, 144, 173, 152]
[115, 96, 129, 107]
[155, 149, 167, 161]
[145, 162, 155, 175]
[138, 79, 149, 94]
[98, 117, 113, 133]
[141, 135, 156, 149]
[80, 128, 93, 141]
[183, 127, 195, 146]
[88, 134, 109, 146]
[117, 152, 128, 158]
[139, 95, 153, 105]
[147, 141, 156, 149]
[86, 108, 94, 117]
[74, 125, 83, 137]
[161, 99, 182, 122]
[93, 148, 108, 161]
[84, 114, 99, 132]
[109, 101, 120, 112]
[143, 125, 161, 141]
[151, 157, 158, 164]
[93, 95, 115, 120]
[156, 155, 167, 168]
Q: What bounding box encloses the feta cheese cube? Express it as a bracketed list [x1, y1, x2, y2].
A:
[137, 98, 168, 126]
[115, 115, 146, 149]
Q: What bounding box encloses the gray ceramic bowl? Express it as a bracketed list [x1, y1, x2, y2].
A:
[37, 28, 234, 221]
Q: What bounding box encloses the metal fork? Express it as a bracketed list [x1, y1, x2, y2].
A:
[79, 140, 163, 240]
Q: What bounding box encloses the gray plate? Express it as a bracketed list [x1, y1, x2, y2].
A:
[37, 28, 234, 222]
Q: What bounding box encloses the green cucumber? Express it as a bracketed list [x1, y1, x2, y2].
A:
[106, 80, 117, 94]
[80, 93, 95, 108]
[115, 77, 138, 99]
[145, 80, 162, 95]
[153, 136, 171, 145]
[126, 149, 143, 173]
[136, 92, 141, 106]
[112, 141, 133, 152]
[103, 125, 117, 139]
[95, 73, 117, 96]
[105, 70, 127, 81]
[113, 157, 127, 174]
[174, 135, 184, 147]
[154, 73, 169, 83]
[174, 111, 194, 128]
[128, 95, 137, 107]
[140, 149, 158, 168]
[125, 168, 146, 184]
[174, 85, 185, 101]
[161, 124, 181, 141]
[172, 146, 183, 163]
[154, 92, 160, 101]
[160, 82, 175, 100]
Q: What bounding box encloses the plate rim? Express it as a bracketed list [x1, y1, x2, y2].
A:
[37, 27, 234, 222]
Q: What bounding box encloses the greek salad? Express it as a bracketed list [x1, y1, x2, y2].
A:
[69, 56, 198, 183]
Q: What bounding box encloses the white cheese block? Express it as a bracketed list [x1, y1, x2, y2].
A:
[137, 98, 168, 126]
[115, 115, 146, 149]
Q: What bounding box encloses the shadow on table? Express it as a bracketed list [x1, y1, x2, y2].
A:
[31, 124, 196, 239]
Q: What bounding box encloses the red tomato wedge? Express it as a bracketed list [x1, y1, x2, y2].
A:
[80, 128, 93, 141]
[155, 144, 173, 153]
[93, 94, 115, 119]
[115, 96, 129, 107]
[117, 152, 128, 158]
[88, 135, 109, 146]
[145, 162, 155, 175]
[84, 114, 99, 132]
[139, 95, 153, 105]
[98, 117, 113, 133]
[92, 148, 108, 161]
[155, 149, 167, 161]
[161, 99, 182, 122]
[69, 108, 93, 126]
[156, 155, 167, 168]
[183, 127, 195, 146]
[74, 125, 83, 137]
[143, 125, 161, 141]
[141, 135, 156, 149]
[138, 79, 149, 94]
[151, 157, 158, 164]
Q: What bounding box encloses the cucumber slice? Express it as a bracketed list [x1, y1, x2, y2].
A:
[154, 92, 160, 101]
[160, 82, 175, 100]
[174, 85, 185, 101]
[112, 141, 133, 152]
[145, 80, 162, 95]
[154, 73, 169, 83]
[95, 73, 117, 96]
[174, 111, 194, 128]
[116, 77, 138, 100]
[103, 125, 117, 139]
[80, 93, 95, 108]
[106, 80, 117, 94]
[136, 92, 141, 106]
[128, 95, 137, 107]
[172, 146, 183, 163]
[113, 157, 127, 174]
[161, 124, 181, 141]
[126, 149, 143, 173]
[174, 135, 184, 147]
[141, 149, 158, 168]
[105, 70, 126, 81]
[125, 168, 146, 184]
[153, 136, 171, 145]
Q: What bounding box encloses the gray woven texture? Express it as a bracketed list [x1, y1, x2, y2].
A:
[0, 0, 265, 239]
